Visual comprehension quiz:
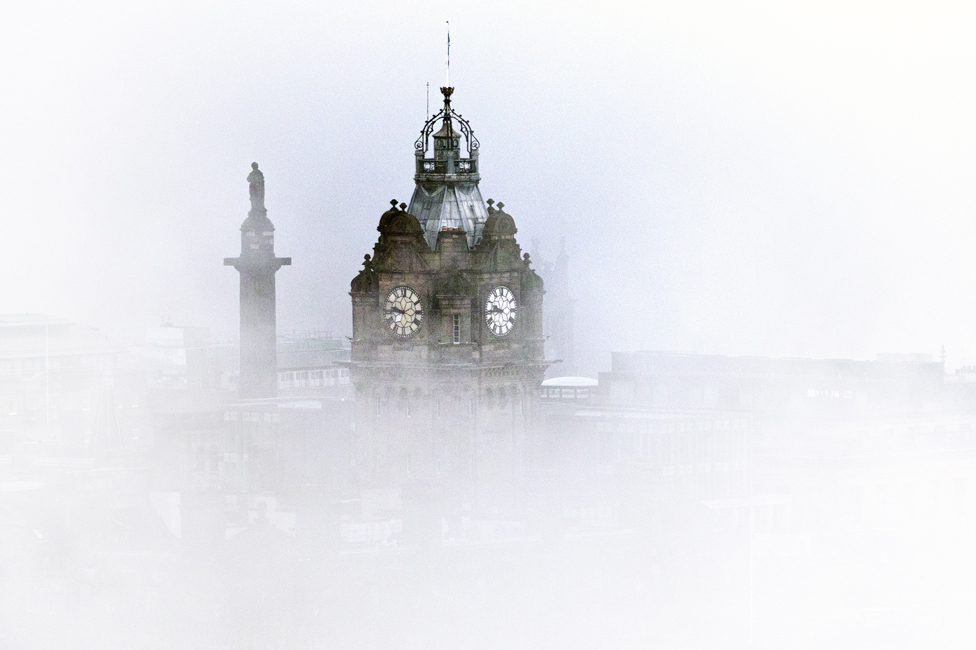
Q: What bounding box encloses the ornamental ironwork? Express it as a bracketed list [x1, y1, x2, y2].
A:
[414, 100, 480, 157]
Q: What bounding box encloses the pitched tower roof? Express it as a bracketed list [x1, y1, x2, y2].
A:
[407, 86, 489, 249]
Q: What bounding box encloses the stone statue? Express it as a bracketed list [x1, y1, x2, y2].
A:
[247, 162, 265, 211]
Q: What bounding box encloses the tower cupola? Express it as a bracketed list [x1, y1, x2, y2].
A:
[408, 87, 489, 249]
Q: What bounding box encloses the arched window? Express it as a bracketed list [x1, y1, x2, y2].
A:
[511, 385, 522, 414]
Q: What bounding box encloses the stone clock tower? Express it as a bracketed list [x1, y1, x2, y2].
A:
[349, 87, 547, 514]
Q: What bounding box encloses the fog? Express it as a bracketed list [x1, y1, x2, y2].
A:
[3, 0, 976, 363]
[2, 0, 976, 648]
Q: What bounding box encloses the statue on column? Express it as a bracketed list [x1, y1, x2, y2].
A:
[248, 162, 265, 212]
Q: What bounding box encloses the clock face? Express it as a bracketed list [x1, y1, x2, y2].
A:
[384, 286, 423, 338]
[485, 286, 517, 337]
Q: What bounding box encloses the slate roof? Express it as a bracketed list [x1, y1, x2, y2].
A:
[407, 181, 489, 249]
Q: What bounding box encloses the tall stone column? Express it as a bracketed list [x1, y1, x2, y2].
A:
[224, 163, 291, 399]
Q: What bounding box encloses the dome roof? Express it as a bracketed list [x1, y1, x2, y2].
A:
[377, 199, 402, 232]
[383, 212, 424, 237]
[482, 201, 517, 237]
[377, 200, 424, 237]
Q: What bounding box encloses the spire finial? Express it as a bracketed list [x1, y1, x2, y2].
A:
[438, 24, 455, 120]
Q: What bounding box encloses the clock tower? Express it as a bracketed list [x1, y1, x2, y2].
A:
[349, 87, 547, 515]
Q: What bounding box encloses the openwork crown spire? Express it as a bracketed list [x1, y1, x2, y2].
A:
[414, 87, 480, 175]
[407, 86, 489, 249]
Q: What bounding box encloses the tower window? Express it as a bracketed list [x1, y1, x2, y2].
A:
[452, 314, 461, 344]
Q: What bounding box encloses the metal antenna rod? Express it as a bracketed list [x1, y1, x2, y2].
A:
[426, 81, 430, 117]
[446, 21, 450, 87]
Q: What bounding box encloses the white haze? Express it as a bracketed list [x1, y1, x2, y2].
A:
[1, 0, 975, 366]
[2, 2, 976, 649]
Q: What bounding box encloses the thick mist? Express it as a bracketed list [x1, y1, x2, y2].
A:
[2, 1, 976, 649]
[2, 1, 976, 365]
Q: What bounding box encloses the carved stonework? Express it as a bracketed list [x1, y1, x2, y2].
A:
[350, 255, 378, 294]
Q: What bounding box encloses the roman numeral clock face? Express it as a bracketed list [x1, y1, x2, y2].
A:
[384, 286, 423, 338]
[485, 286, 517, 336]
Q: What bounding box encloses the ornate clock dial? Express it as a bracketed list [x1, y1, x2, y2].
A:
[485, 286, 517, 337]
[384, 286, 423, 338]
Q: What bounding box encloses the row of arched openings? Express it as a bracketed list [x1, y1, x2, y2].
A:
[368, 384, 527, 416]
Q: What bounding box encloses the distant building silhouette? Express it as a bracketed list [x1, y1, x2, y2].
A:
[275, 331, 351, 396]
[0, 314, 120, 455]
[533, 237, 576, 377]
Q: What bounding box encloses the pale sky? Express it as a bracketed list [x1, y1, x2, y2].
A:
[2, 0, 975, 371]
